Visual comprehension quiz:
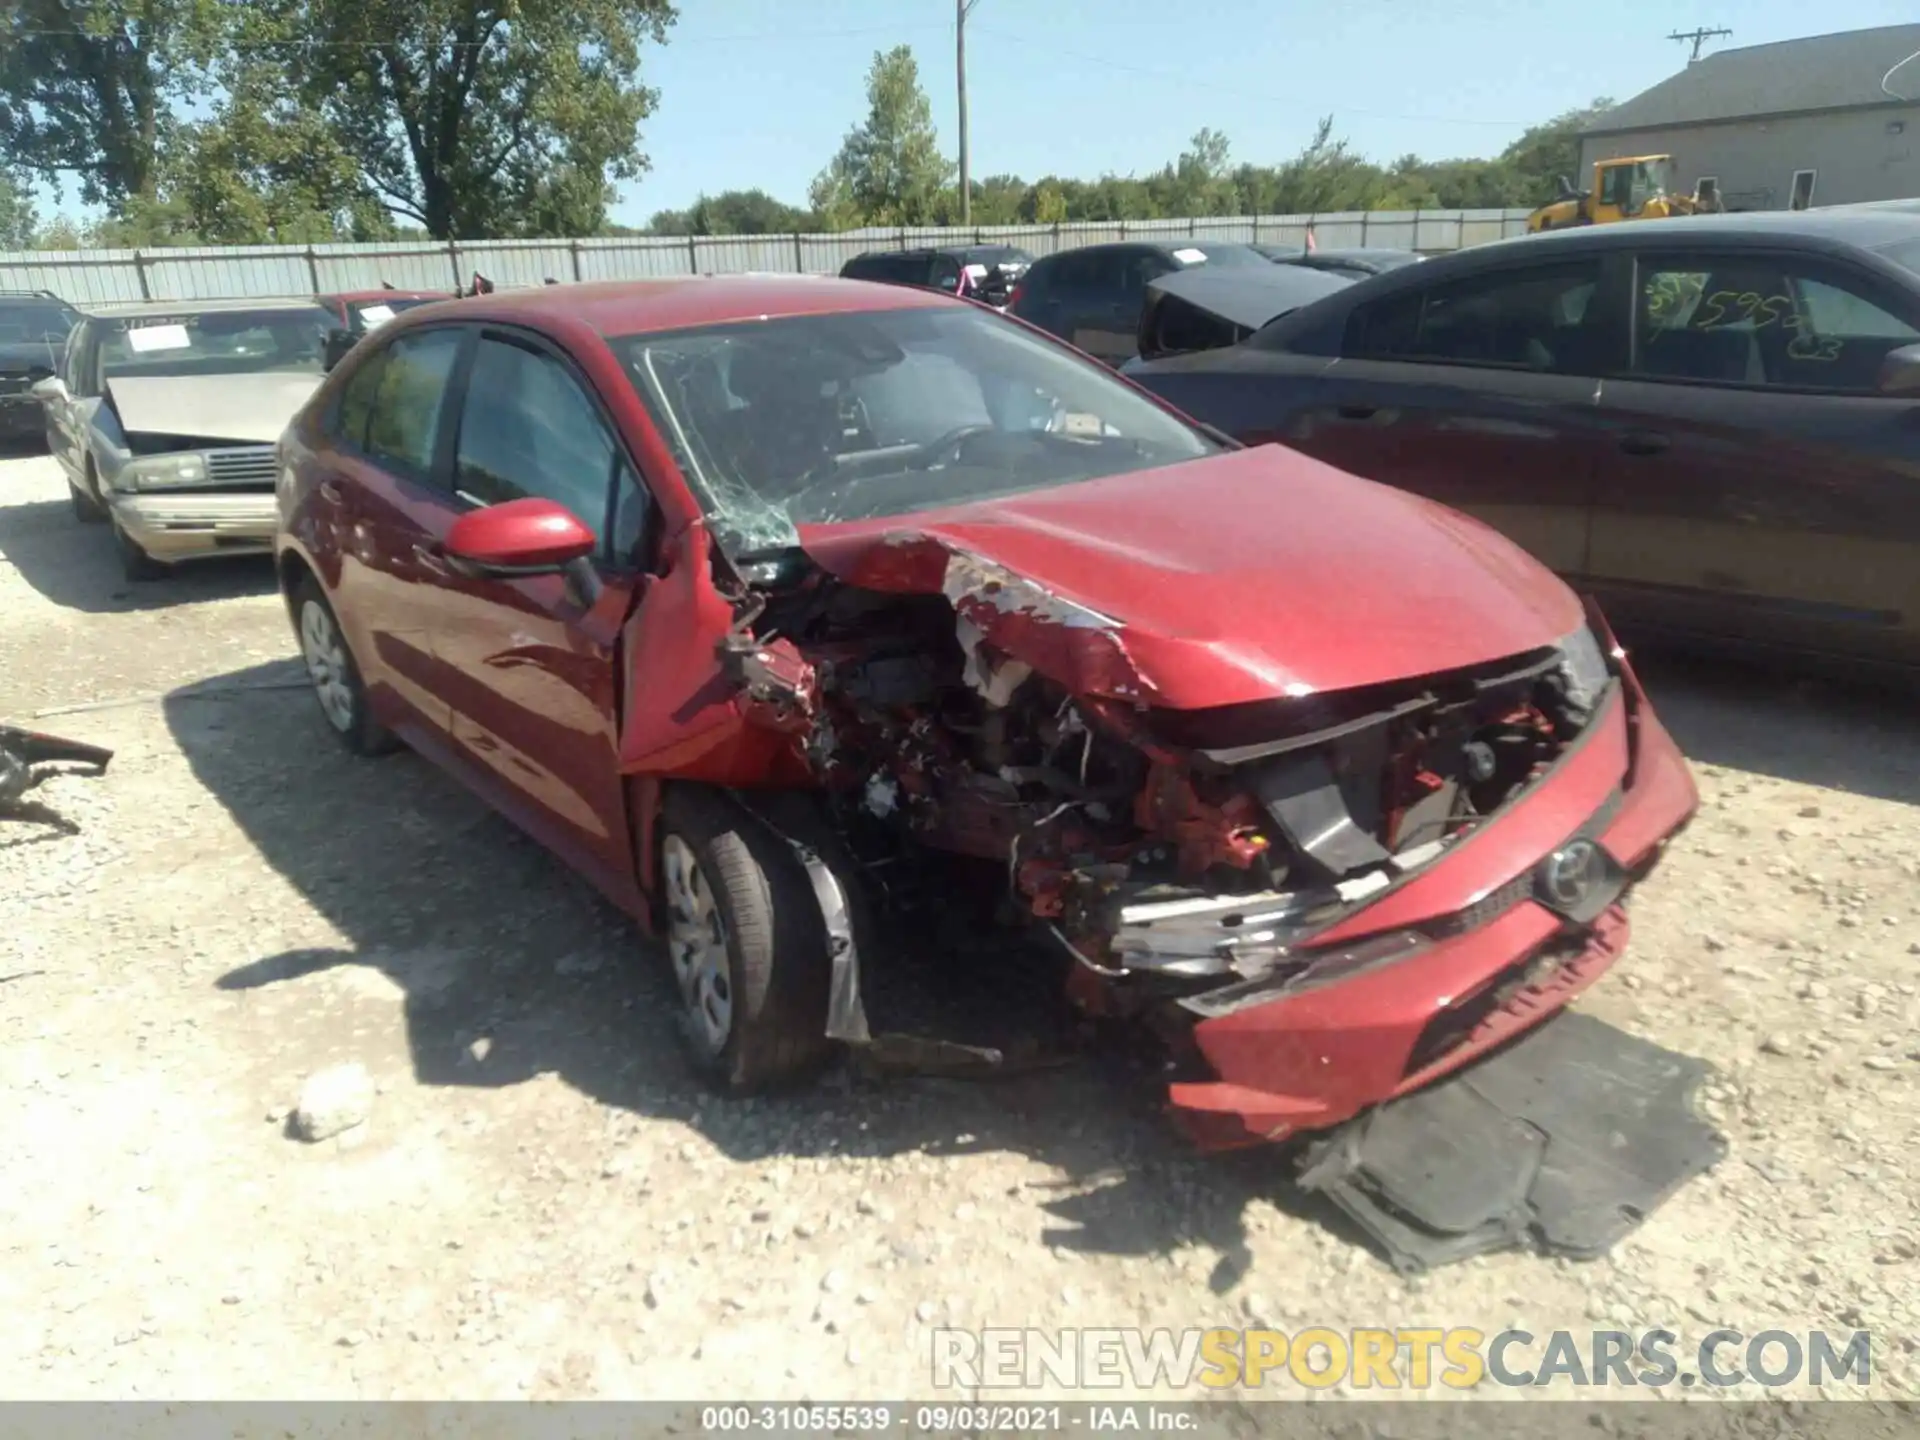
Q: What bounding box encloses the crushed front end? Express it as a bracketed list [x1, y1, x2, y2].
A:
[707, 535, 1698, 1156]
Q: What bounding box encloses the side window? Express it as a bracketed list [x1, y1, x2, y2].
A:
[454, 336, 618, 542]
[62, 325, 89, 393]
[1346, 262, 1604, 374]
[332, 348, 389, 448]
[1048, 252, 1096, 292]
[609, 455, 653, 563]
[1598, 165, 1633, 208]
[928, 255, 963, 291]
[1634, 254, 1920, 391]
[363, 328, 463, 478]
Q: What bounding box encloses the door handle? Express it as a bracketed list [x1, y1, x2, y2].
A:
[1619, 431, 1670, 456]
[318, 480, 342, 503]
[412, 542, 451, 575]
[1335, 404, 1379, 421]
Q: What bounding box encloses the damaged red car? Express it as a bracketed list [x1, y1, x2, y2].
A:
[274, 276, 1722, 1270]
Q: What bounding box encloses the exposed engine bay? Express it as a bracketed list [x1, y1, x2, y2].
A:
[719, 549, 1611, 1020]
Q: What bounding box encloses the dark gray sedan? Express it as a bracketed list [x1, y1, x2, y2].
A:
[1131, 209, 1920, 679]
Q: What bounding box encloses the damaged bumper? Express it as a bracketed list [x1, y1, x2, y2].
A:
[1163, 656, 1698, 1152]
[110, 490, 278, 561]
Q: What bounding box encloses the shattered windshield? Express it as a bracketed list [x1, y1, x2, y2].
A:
[99, 307, 337, 380]
[614, 305, 1217, 554]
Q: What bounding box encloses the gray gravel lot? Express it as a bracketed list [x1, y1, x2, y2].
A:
[1, 445, 1916, 1405]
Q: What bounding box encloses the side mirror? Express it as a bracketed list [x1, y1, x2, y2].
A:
[1878, 342, 1920, 395]
[322, 328, 356, 373]
[442, 496, 601, 604]
[29, 376, 68, 404]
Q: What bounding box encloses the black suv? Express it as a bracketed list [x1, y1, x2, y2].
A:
[1004, 240, 1268, 365]
[838, 245, 1034, 306]
[0, 290, 78, 442]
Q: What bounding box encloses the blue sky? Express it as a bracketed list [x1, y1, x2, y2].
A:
[27, 0, 1920, 226]
[618, 0, 1916, 224]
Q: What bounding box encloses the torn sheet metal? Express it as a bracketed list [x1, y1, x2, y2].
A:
[937, 548, 1154, 705]
[1294, 1011, 1727, 1273]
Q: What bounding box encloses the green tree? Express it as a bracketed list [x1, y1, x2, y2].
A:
[251, 0, 676, 238]
[32, 215, 90, 250]
[650, 188, 814, 235]
[811, 45, 953, 228]
[0, 0, 224, 207]
[161, 62, 394, 244]
[0, 172, 37, 248]
[1152, 128, 1235, 216]
[1021, 179, 1067, 225]
[1400, 98, 1615, 208]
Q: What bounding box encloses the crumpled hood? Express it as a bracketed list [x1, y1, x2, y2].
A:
[798, 444, 1583, 710]
[106, 371, 322, 445]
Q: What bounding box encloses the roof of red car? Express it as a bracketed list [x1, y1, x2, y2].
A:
[451, 274, 953, 336]
[320, 288, 449, 303]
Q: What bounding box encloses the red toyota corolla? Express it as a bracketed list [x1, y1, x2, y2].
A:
[274, 276, 1714, 1266]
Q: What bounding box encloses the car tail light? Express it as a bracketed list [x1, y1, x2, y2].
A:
[1006, 280, 1026, 311]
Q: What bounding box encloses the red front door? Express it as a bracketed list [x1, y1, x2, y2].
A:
[415, 327, 658, 911]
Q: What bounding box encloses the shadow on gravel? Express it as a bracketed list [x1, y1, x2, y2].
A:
[0, 496, 277, 613]
[1630, 646, 1920, 807]
[174, 660, 1347, 1280]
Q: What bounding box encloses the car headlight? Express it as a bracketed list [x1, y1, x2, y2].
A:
[121, 453, 208, 491]
[1554, 623, 1611, 723]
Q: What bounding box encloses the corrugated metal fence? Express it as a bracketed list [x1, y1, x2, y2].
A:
[0, 209, 1535, 304]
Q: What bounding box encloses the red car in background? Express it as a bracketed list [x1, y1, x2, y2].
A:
[314, 287, 452, 335]
[273, 276, 1720, 1271]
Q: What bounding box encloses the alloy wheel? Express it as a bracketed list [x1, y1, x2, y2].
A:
[299, 599, 356, 735]
[661, 834, 733, 1054]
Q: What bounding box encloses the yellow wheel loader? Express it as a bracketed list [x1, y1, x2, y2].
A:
[1527, 155, 1707, 233]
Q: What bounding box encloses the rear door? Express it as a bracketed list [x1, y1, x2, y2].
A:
[1065, 248, 1174, 366]
[424, 327, 654, 902]
[1587, 246, 1920, 669]
[44, 320, 91, 481]
[1278, 257, 1618, 576]
[308, 323, 469, 741]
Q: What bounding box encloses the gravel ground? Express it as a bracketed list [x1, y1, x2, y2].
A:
[1, 446, 1916, 1407]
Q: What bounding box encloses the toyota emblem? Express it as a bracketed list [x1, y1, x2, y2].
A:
[1541, 839, 1601, 909]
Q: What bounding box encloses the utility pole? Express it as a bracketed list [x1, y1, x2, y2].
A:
[1667, 26, 1732, 64]
[958, 0, 981, 224]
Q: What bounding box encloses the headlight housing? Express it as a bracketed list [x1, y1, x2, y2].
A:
[121, 452, 208, 491]
[1554, 623, 1611, 724]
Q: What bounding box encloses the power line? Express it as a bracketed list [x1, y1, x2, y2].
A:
[6, 20, 946, 47]
[968, 24, 1530, 130]
[1667, 27, 1732, 64]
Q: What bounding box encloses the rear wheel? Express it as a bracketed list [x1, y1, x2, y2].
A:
[292, 575, 399, 756]
[657, 787, 834, 1094]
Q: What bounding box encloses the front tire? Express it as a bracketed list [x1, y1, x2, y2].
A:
[292, 576, 399, 756]
[70, 480, 106, 523]
[111, 516, 168, 581]
[657, 787, 834, 1094]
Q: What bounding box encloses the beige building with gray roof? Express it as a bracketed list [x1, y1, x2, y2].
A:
[1579, 25, 1920, 212]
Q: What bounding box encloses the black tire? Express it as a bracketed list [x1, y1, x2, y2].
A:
[290, 574, 400, 757]
[656, 786, 835, 1094]
[111, 516, 169, 581]
[70, 478, 106, 523]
